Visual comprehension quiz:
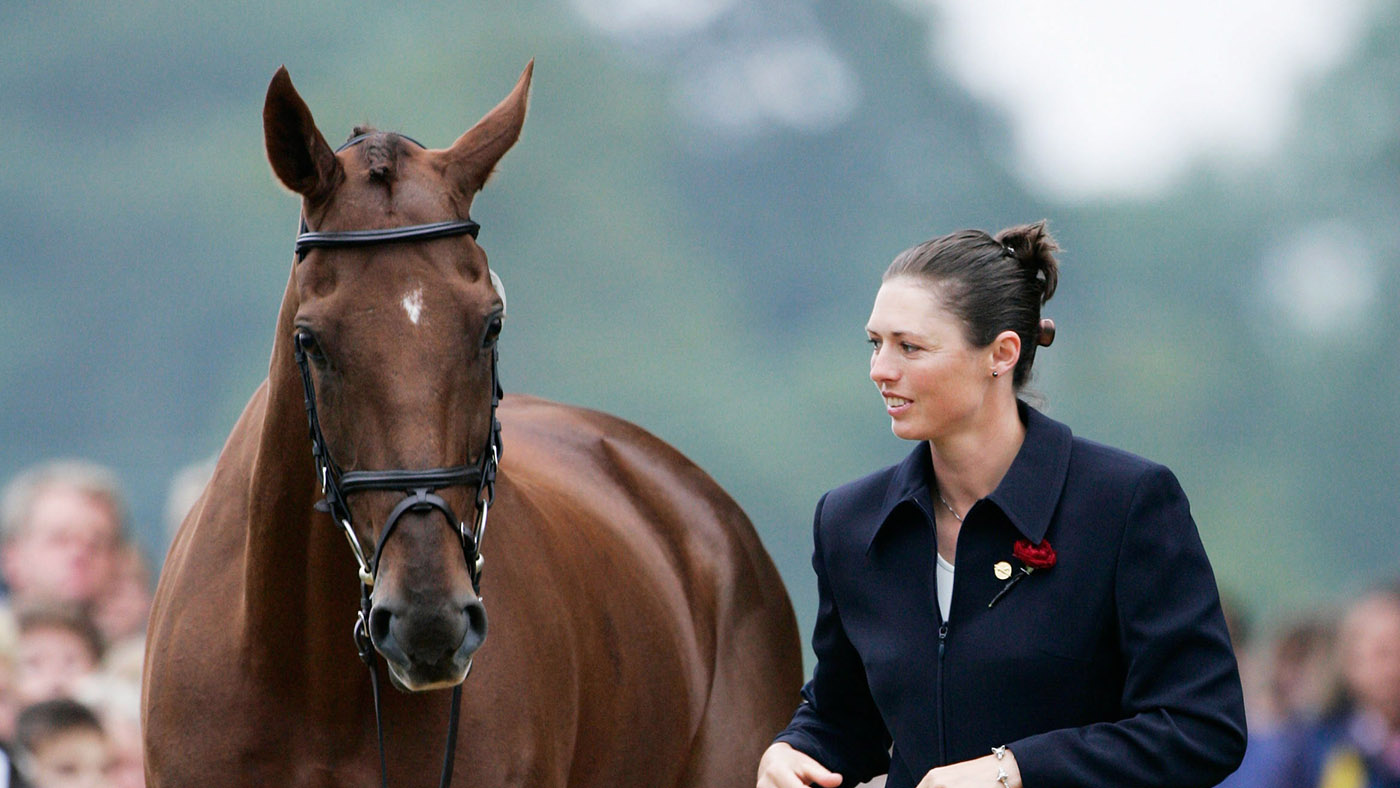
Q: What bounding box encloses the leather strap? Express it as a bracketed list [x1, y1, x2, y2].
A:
[371, 489, 467, 579]
[340, 466, 481, 495]
[296, 220, 480, 260]
[358, 647, 464, 788]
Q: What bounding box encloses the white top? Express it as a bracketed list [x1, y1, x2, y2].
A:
[935, 552, 955, 622]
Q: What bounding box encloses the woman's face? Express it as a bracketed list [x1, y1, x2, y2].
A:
[866, 277, 993, 442]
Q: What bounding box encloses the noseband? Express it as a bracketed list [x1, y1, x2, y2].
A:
[292, 336, 500, 604]
[291, 132, 500, 788]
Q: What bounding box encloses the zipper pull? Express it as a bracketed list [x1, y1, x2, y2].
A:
[938, 623, 949, 659]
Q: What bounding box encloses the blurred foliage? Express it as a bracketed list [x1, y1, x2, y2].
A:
[2, 0, 1396, 656]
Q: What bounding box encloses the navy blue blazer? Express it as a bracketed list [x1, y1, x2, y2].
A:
[775, 403, 1246, 788]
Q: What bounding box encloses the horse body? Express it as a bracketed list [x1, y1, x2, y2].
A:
[144, 65, 801, 787]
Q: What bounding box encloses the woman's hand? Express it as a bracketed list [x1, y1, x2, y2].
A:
[916, 750, 1021, 788]
[756, 742, 844, 788]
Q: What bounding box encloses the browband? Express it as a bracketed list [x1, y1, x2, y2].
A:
[293, 132, 479, 262]
[295, 220, 480, 259]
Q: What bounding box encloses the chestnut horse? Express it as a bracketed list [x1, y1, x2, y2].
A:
[143, 63, 803, 787]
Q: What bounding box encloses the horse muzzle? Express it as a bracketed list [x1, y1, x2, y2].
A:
[368, 595, 488, 691]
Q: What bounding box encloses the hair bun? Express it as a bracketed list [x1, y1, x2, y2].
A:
[994, 220, 1060, 305]
[1037, 318, 1055, 347]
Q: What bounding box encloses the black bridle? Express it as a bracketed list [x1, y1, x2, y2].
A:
[291, 132, 501, 788]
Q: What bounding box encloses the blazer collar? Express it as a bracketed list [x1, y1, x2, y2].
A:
[866, 401, 1072, 552]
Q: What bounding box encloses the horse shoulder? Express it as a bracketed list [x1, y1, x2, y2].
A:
[498, 394, 758, 556]
[491, 395, 802, 783]
[495, 394, 793, 651]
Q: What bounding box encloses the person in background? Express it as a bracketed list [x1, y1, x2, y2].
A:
[1218, 600, 1333, 787]
[97, 638, 144, 690]
[1223, 609, 1346, 788]
[0, 461, 154, 650]
[88, 545, 150, 650]
[0, 463, 124, 616]
[1268, 615, 1344, 729]
[12, 607, 101, 710]
[0, 608, 22, 788]
[75, 676, 141, 788]
[0, 744, 19, 788]
[13, 698, 107, 788]
[1277, 584, 1400, 788]
[0, 608, 18, 744]
[758, 222, 1245, 788]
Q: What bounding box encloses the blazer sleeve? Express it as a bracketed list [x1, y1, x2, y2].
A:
[773, 493, 892, 785]
[1007, 465, 1247, 787]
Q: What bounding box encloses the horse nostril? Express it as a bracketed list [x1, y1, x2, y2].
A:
[461, 598, 488, 656]
[368, 604, 395, 649]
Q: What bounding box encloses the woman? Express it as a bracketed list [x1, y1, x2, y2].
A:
[758, 222, 1246, 788]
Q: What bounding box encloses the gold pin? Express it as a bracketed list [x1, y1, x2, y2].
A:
[994, 561, 1013, 581]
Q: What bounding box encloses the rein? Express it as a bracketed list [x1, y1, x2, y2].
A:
[291, 132, 501, 788]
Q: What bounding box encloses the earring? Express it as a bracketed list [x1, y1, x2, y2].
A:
[992, 370, 999, 378]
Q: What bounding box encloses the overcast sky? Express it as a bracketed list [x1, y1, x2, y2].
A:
[571, 0, 1377, 201]
[920, 0, 1375, 200]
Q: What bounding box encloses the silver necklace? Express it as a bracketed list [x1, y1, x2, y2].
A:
[936, 490, 965, 523]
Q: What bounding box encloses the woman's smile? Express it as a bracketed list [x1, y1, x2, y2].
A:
[882, 392, 913, 415]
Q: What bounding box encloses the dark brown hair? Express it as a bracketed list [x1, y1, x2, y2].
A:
[15, 697, 103, 755]
[884, 221, 1060, 387]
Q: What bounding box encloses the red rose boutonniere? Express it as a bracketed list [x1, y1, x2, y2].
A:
[1013, 538, 1057, 570]
[988, 538, 1056, 608]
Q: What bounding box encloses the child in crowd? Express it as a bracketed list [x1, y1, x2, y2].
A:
[13, 698, 109, 788]
[13, 607, 101, 709]
[75, 675, 142, 788]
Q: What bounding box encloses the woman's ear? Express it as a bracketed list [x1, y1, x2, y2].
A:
[990, 329, 1022, 377]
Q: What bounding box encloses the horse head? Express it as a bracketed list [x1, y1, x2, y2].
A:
[261, 63, 531, 691]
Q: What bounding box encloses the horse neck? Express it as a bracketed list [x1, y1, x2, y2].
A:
[240, 268, 360, 672]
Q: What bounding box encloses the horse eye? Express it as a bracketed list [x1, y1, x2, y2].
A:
[481, 315, 503, 348]
[296, 330, 326, 363]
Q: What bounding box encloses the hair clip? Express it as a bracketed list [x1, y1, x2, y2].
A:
[1037, 318, 1055, 347]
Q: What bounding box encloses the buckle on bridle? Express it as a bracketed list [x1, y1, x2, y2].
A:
[353, 609, 373, 664]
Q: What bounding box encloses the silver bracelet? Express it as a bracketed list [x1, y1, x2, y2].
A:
[991, 746, 1010, 787]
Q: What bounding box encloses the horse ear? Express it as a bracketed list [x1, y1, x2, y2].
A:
[443, 60, 533, 194]
[263, 66, 340, 202]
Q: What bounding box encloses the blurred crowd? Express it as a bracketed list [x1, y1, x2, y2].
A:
[0, 457, 1395, 787]
[1220, 581, 1400, 788]
[0, 459, 195, 788]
